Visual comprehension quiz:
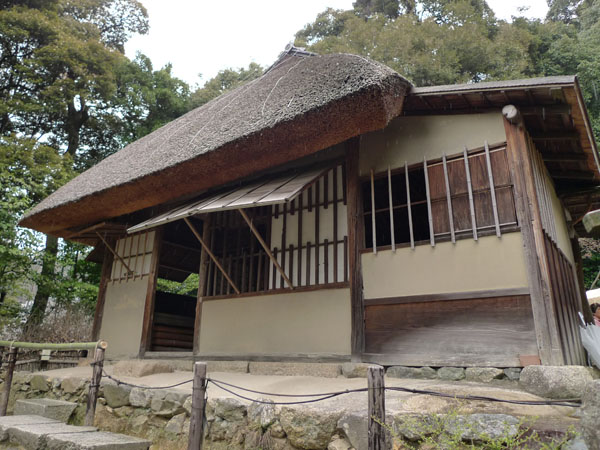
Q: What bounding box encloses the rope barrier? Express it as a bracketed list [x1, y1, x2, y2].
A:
[97, 371, 581, 408]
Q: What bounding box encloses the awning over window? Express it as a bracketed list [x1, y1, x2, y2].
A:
[127, 166, 329, 234]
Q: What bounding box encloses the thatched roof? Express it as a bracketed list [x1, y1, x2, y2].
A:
[21, 51, 411, 234]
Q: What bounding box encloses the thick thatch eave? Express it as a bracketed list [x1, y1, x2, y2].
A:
[20, 53, 411, 235]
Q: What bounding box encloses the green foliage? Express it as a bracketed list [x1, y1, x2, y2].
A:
[383, 408, 577, 449]
[189, 63, 264, 110]
[157, 274, 199, 297]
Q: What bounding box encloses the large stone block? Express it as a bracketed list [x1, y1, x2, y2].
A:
[206, 360, 249, 373]
[103, 384, 131, 408]
[14, 398, 77, 423]
[112, 360, 174, 378]
[465, 368, 504, 383]
[8, 422, 96, 449]
[0, 415, 59, 441]
[61, 377, 87, 394]
[341, 363, 370, 378]
[249, 362, 341, 378]
[46, 430, 151, 449]
[580, 380, 600, 450]
[438, 367, 466, 381]
[29, 374, 50, 392]
[280, 407, 340, 450]
[520, 366, 593, 399]
[386, 366, 437, 379]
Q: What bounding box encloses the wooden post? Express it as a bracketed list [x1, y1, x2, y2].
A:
[85, 341, 107, 426]
[0, 347, 17, 416]
[367, 365, 385, 450]
[139, 227, 163, 357]
[194, 217, 212, 356]
[346, 138, 365, 360]
[503, 108, 563, 365]
[92, 237, 115, 341]
[188, 362, 207, 450]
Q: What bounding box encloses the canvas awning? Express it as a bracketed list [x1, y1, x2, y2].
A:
[127, 166, 329, 234]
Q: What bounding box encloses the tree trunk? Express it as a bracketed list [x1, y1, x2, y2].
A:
[0, 291, 6, 305]
[26, 234, 59, 330]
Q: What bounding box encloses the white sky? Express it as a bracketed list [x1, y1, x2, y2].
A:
[124, 0, 549, 87]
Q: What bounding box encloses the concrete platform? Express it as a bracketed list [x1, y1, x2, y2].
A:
[14, 399, 77, 423]
[0, 415, 150, 450]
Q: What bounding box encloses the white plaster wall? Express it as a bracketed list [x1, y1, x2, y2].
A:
[199, 288, 351, 356]
[99, 278, 148, 358]
[362, 233, 529, 299]
[359, 113, 507, 175]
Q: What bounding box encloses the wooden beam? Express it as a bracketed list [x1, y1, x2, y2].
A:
[364, 287, 530, 306]
[370, 169, 377, 253]
[184, 217, 240, 295]
[549, 171, 595, 180]
[238, 208, 293, 289]
[423, 157, 435, 247]
[95, 232, 135, 276]
[404, 162, 413, 250]
[542, 152, 588, 163]
[442, 153, 456, 243]
[139, 227, 163, 357]
[346, 138, 365, 360]
[193, 216, 211, 356]
[530, 131, 580, 141]
[520, 105, 571, 116]
[503, 111, 564, 365]
[463, 147, 478, 240]
[91, 237, 115, 341]
[484, 141, 501, 237]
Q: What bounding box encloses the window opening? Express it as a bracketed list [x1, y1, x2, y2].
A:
[363, 143, 517, 251]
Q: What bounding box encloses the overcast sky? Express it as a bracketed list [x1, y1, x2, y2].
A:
[124, 0, 549, 87]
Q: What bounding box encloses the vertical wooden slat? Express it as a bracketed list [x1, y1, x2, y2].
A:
[281, 204, 287, 287]
[370, 169, 377, 253]
[256, 251, 263, 292]
[315, 179, 320, 284]
[289, 244, 295, 286]
[463, 147, 478, 240]
[346, 138, 365, 359]
[324, 239, 329, 284]
[442, 153, 456, 243]
[342, 163, 348, 205]
[388, 166, 396, 252]
[139, 227, 163, 357]
[308, 186, 313, 212]
[132, 233, 141, 280]
[193, 216, 211, 355]
[248, 229, 255, 292]
[343, 236, 348, 283]
[306, 241, 311, 285]
[404, 162, 413, 250]
[125, 235, 134, 282]
[298, 192, 303, 286]
[484, 141, 501, 237]
[271, 248, 278, 289]
[324, 169, 329, 209]
[333, 166, 339, 280]
[423, 157, 435, 247]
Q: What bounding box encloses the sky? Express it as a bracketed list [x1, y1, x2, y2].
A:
[124, 0, 550, 87]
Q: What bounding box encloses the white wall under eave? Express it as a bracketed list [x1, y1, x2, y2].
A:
[98, 278, 148, 359]
[198, 288, 351, 357]
[362, 233, 529, 299]
[359, 112, 507, 175]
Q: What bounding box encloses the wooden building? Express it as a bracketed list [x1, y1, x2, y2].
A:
[20, 48, 600, 367]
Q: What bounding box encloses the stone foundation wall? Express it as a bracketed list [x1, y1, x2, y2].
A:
[1, 366, 597, 450]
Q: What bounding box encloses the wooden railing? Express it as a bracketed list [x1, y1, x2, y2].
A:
[0, 340, 107, 426]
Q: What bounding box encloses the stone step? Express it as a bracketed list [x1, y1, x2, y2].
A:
[14, 399, 77, 423]
[0, 415, 150, 450]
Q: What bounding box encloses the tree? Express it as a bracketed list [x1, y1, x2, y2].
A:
[0, 0, 151, 329]
[189, 63, 263, 110]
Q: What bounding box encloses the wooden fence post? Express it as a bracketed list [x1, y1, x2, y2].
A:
[368, 364, 386, 450]
[0, 347, 18, 416]
[188, 362, 207, 450]
[85, 341, 107, 426]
